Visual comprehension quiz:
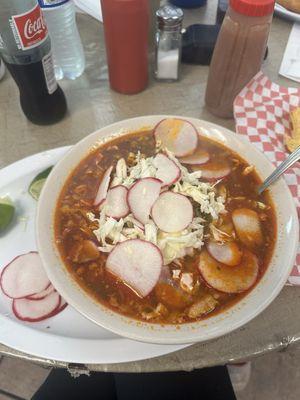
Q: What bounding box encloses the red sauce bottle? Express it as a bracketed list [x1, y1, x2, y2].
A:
[101, 0, 150, 95]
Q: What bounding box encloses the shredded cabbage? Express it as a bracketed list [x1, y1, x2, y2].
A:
[88, 150, 226, 265]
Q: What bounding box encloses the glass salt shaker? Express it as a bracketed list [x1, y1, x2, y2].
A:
[155, 5, 184, 82]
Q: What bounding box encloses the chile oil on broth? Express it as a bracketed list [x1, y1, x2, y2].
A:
[54, 129, 276, 324]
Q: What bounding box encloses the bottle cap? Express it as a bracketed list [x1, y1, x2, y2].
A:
[156, 5, 184, 29]
[230, 0, 275, 17]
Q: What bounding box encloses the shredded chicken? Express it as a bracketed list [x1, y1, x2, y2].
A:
[141, 303, 168, 320]
[242, 165, 254, 176]
[209, 224, 232, 243]
[180, 273, 194, 293]
[188, 295, 218, 319]
[172, 269, 181, 280]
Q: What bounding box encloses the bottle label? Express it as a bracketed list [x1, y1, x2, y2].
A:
[42, 52, 58, 95]
[38, 0, 70, 8]
[11, 4, 48, 51]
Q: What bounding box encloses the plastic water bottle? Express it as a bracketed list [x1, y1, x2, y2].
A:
[0, 60, 5, 81]
[38, 0, 85, 80]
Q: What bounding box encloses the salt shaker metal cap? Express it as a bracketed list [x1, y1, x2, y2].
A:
[156, 5, 184, 30]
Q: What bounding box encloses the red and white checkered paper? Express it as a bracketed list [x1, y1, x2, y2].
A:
[234, 71, 300, 286]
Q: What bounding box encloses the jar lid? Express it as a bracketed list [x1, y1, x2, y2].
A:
[230, 0, 275, 17]
[156, 5, 184, 28]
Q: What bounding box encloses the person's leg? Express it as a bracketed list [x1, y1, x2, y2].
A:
[114, 366, 236, 400]
[31, 368, 117, 400]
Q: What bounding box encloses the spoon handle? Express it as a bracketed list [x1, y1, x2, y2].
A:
[258, 146, 300, 195]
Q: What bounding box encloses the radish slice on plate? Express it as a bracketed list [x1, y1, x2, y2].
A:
[12, 291, 61, 322]
[197, 161, 231, 181]
[179, 148, 210, 165]
[104, 185, 129, 219]
[153, 153, 181, 187]
[106, 239, 163, 298]
[207, 240, 242, 267]
[127, 178, 162, 225]
[232, 208, 263, 248]
[0, 252, 50, 299]
[154, 118, 198, 157]
[27, 284, 55, 301]
[198, 250, 259, 293]
[94, 166, 113, 207]
[152, 191, 193, 233]
[56, 297, 68, 313]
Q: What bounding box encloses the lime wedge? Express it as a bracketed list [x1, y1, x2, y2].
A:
[28, 166, 53, 201]
[0, 196, 15, 231]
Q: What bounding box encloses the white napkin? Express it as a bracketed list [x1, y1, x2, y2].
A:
[279, 23, 300, 83]
[74, 0, 102, 22]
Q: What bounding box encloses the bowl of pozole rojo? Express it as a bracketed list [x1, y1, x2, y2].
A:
[37, 116, 298, 344]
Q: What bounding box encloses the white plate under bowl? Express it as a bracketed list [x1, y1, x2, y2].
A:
[0, 147, 188, 364]
[37, 116, 299, 345]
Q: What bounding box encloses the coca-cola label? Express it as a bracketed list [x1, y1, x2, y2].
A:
[38, 0, 69, 8]
[11, 4, 48, 51]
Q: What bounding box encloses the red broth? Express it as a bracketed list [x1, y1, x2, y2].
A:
[55, 129, 276, 324]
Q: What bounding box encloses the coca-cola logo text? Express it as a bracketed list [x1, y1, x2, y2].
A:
[12, 4, 48, 50]
[24, 15, 46, 40]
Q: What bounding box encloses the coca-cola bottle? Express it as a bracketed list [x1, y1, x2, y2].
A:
[0, 0, 67, 125]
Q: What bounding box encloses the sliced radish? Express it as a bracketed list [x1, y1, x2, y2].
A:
[0, 252, 50, 299]
[154, 118, 198, 157]
[104, 185, 129, 219]
[198, 250, 259, 293]
[106, 239, 163, 298]
[207, 241, 242, 267]
[179, 148, 210, 165]
[12, 292, 61, 322]
[56, 297, 68, 313]
[196, 161, 231, 181]
[153, 153, 181, 187]
[232, 208, 263, 248]
[151, 191, 193, 233]
[127, 178, 162, 225]
[94, 166, 113, 206]
[160, 187, 168, 194]
[27, 284, 55, 301]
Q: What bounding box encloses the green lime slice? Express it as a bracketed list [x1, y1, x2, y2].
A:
[0, 196, 15, 232]
[28, 166, 53, 201]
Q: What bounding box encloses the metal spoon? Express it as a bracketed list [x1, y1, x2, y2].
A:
[257, 146, 300, 195]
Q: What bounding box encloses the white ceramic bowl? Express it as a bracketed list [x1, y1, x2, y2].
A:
[36, 116, 299, 345]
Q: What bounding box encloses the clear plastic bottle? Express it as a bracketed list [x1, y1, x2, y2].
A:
[38, 0, 85, 80]
[205, 0, 275, 119]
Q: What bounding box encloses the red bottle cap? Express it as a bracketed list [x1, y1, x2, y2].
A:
[230, 0, 275, 17]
